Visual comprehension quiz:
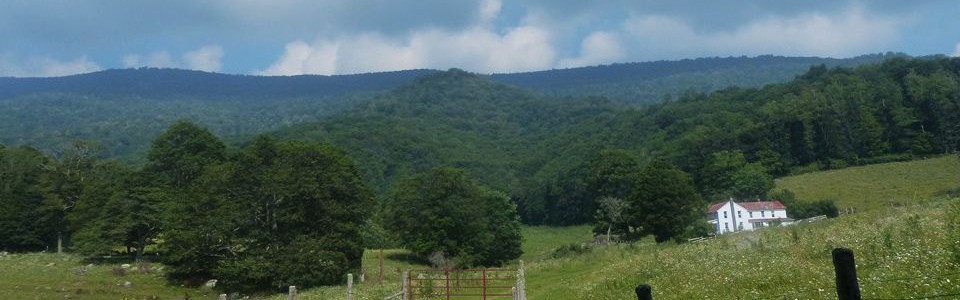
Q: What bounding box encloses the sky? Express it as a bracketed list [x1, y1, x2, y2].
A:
[1, 0, 959, 77]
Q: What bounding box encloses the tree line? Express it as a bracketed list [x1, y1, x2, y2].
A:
[0, 121, 525, 293]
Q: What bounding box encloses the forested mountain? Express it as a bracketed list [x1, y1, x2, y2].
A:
[271, 56, 960, 225]
[494, 53, 899, 103]
[0, 55, 893, 161]
[273, 69, 629, 193]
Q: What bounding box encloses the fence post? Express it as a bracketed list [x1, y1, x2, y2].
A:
[482, 269, 487, 299]
[832, 248, 861, 300]
[635, 284, 652, 300]
[288, 286, 297, 300]
[401, 271, 409, 300]
[516, 260, 526, 300]
[445, 269, 451, 300]
[347, 273, 354, 300]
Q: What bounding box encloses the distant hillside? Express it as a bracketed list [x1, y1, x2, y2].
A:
[494, 53, 899, 103]
[0, 55, 894, 160]
[0, 68, 436, 100]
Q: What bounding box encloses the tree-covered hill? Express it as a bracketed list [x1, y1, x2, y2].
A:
[272, 56, 960, 225]
[0, 55, 894, 161]
[272, 69, 629, 193]
[493, 53, 899, 103]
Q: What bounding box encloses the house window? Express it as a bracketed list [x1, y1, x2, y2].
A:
[737, 211, 742, 218]
[761, 211, 765, 217]
[725, 223, 729, 231]
[749, 211, 753, 218]
[770, 211, 775, 217]
[738, 222, 743, 230]
[724, 211, 728, 218]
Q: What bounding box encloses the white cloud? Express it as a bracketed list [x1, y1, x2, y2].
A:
[122, 45, 223, 72]
[259, 40, 339, 76]
[0, 54, 101, 77]
[479, 0, 502, 26]
[618, 5, 901, 60]
[184, 45, 224, 72]
[952, 43, 960, 57]
[259, 24, 555, 75]
[558, 31, 624, 68]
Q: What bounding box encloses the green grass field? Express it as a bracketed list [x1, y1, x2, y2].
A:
[0, 254, 199, 299]
[776, 155, 959, 211]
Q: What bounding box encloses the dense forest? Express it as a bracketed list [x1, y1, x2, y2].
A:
[273, 56, 960, 225]
[0, 55, 894, 161]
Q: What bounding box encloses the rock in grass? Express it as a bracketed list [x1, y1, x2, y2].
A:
[203, 279, 217, 289]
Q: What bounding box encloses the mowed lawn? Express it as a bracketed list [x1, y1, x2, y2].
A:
[776, 155, 959, 211]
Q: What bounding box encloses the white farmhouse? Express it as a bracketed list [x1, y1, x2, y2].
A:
[707, 199, 792, 234]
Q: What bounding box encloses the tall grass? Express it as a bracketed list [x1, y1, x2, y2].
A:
[775, 155, 959, 211]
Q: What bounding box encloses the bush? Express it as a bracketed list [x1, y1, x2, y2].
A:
[550, 243, 593, 259]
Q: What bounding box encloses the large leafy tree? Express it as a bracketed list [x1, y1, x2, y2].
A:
[700, 150, 774, 200]
[144, 120, 226, 189]
[145, 122, 230, 283]
[38, 140, 100, 253]
[627, 160, 704, 243]
[160, 134, 374, 292]
[387, 167, 522, 267]
[0, 146, 53, 251]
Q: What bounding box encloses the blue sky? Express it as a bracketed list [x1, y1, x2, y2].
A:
[1, 0, 958, 77]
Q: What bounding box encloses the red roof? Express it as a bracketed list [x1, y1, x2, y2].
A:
[707, 202, 727, 213]
[707, 200, 786, 213]
[739, 200, 786, 211]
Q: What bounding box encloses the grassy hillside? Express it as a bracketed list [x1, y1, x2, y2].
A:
[776, 155, 960, 211]
[524, 198, 959, 300]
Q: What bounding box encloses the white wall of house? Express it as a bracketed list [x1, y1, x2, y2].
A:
[711, 201, 753, 234]
[709, 201, 790, 234]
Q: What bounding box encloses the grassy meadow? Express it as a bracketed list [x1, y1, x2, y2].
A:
[776, 155, 959, 211]
[0, 254, 198, 299]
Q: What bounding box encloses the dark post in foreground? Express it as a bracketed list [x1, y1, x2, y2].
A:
[832, 248, 861, 300]
[636, 284, 652, 300]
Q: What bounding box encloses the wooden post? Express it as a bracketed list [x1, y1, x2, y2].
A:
[516, 261, 526, 300]
[635, 284, 652, 300]
[832, 248, 861, 300]
[347, 273, 354, 300]
[482, 269, 487, 299]
[401, 271, 409, 300]
[288, 286, 297, 300]
[445, 269, 451, 300]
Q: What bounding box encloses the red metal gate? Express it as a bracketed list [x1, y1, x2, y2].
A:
[406, 268, 516, 299]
